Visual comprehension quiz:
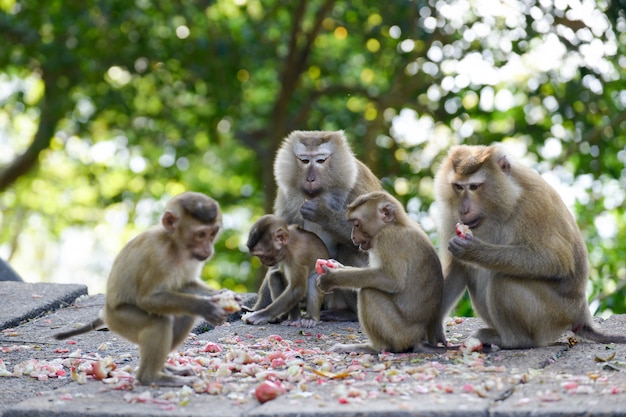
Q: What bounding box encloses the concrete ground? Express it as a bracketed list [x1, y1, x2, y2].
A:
[1, 281, 626, 417]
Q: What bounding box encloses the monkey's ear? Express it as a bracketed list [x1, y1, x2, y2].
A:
[162, 211, 180, 233]
[273, 228, 290, 248]
[498, 155, 511, 174]
[379, 202, 396, 223]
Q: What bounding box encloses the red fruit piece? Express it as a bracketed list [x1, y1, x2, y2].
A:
[254, 380, 284, 403]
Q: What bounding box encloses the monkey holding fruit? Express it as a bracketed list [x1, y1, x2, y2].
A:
[273, 130, 382, 320]
[54, 192, 240, 386]
[317, 191, 445, 353]
[434, 144, 626, 348]
[244, 214, 328, 328]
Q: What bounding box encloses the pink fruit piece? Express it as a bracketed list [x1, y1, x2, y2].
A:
[455, 223, 472, 239]
[254, 380, 284, 403]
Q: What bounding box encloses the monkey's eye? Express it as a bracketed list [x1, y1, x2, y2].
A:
[299, 157, 311, 165]
[197, 231, 207, 239]
[469, 183, 482, 191]
[315, 157, 327, 164]
[452, 184, 464, 192]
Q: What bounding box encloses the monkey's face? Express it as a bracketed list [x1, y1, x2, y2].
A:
[249, 244, 286, 267]
[449, 168, 486, 229]
[349, 218, 374, 251]
[294, 143, 333, 197]
[186, 223, 220, 261]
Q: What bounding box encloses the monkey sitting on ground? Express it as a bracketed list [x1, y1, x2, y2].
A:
[244, 214, 329, 328]
[54, 192, 239, 386]
[273, 130, 382, 320]
[317, 191, 445, 353]
[434, 144, 626, 349]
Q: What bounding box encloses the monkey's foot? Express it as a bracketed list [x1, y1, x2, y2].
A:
[163, 363, 194, 376]
[328, 343, 377, 354]
[281, 318, 319, 328]
[241, 311, 271, 325]
[139, 373, 201, 387]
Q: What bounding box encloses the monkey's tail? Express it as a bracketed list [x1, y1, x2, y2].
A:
[53, 317, 106, 340]
[573, 322, 626, 344]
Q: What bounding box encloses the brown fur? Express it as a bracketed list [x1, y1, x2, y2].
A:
[54, 192, 228, 386]
[317, 191, 445, 353]
[274, 130, 382, 320]
[245, 215, 329, 327]
[434, 145, 626, 348]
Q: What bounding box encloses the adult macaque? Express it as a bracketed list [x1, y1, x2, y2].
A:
[317, 191, 445, 353]
[274, 130, 382, 319]
[434, 145, 626, 349]
[55, 192, 239, 386]
[244, 214, 328, 328]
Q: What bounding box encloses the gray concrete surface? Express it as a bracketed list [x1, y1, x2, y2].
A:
[1, 281, 625, 417]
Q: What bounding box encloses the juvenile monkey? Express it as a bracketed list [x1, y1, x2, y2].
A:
[317, 191, 445, 353]
[434, 145, 626, 349]
[244, 214, 329, 328]
[274, 130, 382, 319]
[55, 192, 235, 386]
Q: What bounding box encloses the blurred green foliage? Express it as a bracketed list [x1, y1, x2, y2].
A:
[0, 0, 625, 315]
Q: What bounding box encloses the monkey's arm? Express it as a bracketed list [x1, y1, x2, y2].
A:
[179, 280, 218, 296]
[448, 235, 572, 279]
[137, 289, 226, 325]
[317, 265, 406, 294]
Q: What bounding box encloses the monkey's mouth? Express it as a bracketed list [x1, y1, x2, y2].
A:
[301, 185, 322, 198]
[462, 217, 483, 229]
[259, 257, 278, 267]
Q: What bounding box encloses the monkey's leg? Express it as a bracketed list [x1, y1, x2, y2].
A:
[106, 305, 198, 386]
[159, 315, 198, 377]
[171, 315, 196, 349]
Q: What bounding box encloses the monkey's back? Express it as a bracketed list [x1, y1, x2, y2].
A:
[375, 223, 442, 310]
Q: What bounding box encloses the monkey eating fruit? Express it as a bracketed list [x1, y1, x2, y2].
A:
[54, 192, 237, 386]
[317, 191, 445, 353]
[435, 144, 626, 349]
[273, 130, 382, 321]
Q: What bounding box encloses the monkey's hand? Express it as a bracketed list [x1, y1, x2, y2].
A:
[202, 296, 229, 325]
[242, 310, 271, 325]
[301, 192, 345, 222]
[448, 234, 480, 259]
[316, 270, 336, 294]
[300, 198, 321, 221]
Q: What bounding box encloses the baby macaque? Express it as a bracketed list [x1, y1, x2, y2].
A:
[244, 214, 329, 328]
[54, 192, 239, 386]
[317, 191, 445, 353]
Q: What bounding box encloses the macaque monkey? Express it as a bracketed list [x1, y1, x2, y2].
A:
[434, 144, 626, 349]
[274, 130, 382, 319]
[55, 192, 237, 386]
[317, 191, 445, 353]
[244, 215, 329, 328]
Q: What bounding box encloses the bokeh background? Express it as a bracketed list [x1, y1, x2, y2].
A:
[1, 0, 625, 316]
